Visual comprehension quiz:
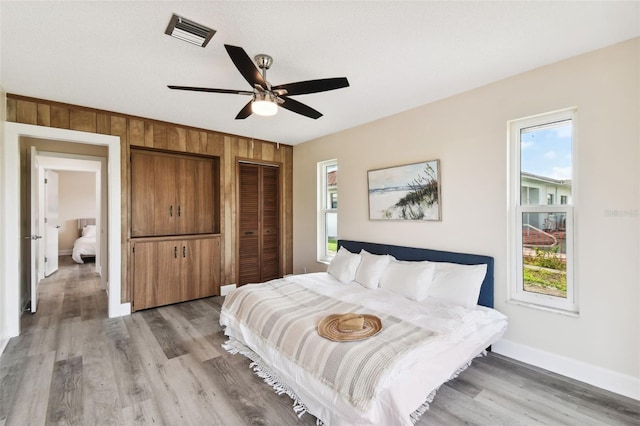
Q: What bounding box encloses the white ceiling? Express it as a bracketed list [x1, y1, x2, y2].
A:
[1, 1, 638, 145]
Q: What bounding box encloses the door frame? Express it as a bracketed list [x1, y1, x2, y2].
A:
[36, 153, 106, 284]
[43, 169, 59, 278]
[2, 122, 129, 340]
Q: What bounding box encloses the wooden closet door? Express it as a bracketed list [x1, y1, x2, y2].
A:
[158, 240, 183, 305]
[131, 151, 177, 237]
[133, 240, 181, 310]
[131, 151, 153, 237]
[179, 239, 196, 302]
[261, 166, 280, 281]
[181, 237, 220, 300]
[193, 158, 216, 234]
[238, 164, 261, 285]
[237, 163, 280, 285]
[153, 155, 178, 236]
[176, 157, 215, 235]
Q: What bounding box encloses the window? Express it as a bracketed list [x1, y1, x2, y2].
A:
[318, 159, 338, 262]
[509, 108, 577, 313]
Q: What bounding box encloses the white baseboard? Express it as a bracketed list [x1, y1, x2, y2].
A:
[220, 284, 236, 296]
[108, 302, 131, 318]
[59, 249, 72, 255]
[0, 337, 8, 355]
[493, 338, 639, 401]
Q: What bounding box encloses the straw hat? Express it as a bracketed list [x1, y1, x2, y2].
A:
[318, 313, 382, 342]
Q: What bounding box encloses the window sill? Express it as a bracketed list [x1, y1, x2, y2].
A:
[507, 299, 579, 318]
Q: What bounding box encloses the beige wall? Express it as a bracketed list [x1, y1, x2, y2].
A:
[57, 170, 97, 252]
[293, 38, 639, 389]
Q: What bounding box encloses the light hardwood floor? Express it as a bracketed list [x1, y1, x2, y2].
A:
[1, 257, 638, 426]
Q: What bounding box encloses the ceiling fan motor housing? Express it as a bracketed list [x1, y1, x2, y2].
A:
[254, 54, 273, 70]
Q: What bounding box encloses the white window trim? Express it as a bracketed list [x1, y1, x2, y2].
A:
[317, 159, 337, 264]
[507, 108, 579, 314]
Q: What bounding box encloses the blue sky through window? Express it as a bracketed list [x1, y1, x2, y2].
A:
[521, 120, 572, 180]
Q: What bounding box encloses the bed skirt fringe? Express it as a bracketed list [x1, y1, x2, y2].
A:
[224, 339, 485, 426]
[409, 350, 487, 423]
[222, 339, 313, 420]
[409, 388, 438, 424]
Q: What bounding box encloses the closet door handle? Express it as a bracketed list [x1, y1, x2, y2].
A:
[244, 231, 254, 235]
[178, 206, 181, 217]
[174, 246, 178, 258]
[182, 246, 186, 258]
[169, 205, 173, 217]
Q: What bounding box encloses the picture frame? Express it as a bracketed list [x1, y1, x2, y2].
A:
[367, 159, 441, 221]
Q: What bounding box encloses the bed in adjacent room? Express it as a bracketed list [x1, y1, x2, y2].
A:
[72, 218, 97, 264]
[220, 240, 508, 425]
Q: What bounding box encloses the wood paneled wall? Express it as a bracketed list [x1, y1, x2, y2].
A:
[6, 94, 294, 302]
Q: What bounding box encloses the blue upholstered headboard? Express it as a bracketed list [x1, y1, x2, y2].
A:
[338, 240, 495, 309]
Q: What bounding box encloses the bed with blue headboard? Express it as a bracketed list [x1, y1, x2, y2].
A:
[339, 239, 495, 308]
[220, 240, 507, 426]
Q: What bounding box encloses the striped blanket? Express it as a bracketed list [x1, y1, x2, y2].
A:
[221, 279, 437, 410]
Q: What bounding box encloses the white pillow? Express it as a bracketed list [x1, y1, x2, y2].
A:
[428, 263, 487, 309]
[379, 259, 435, 301]
[82, 225, 96, 237]
[327, 247, 362, 284]
[355, 250, 393, 289]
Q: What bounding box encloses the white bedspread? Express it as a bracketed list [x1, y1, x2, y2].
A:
[220, 272, 507, 426]
[72, 236, 96, 264]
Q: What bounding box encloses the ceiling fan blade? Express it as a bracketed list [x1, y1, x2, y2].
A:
[224, 44, 267, 90]
[168, 85, 253, 95]
[235, 101, 253, 120]
[280, 97, 323, 119]
[272, 77, 349, 96]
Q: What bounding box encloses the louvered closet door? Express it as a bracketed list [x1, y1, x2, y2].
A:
[238, 164, 261, 285]
[237, 163, 280, 286]
[260, 166, 280, 282]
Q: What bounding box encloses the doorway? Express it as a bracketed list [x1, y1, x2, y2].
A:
[2, 123, 129, 344]
[29, 152, 106, 314]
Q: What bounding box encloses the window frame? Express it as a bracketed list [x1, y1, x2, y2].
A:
[317, 159, 337, 263]
[508, 108, 578, 314]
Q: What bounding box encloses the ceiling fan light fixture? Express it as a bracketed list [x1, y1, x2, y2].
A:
[252, 93, 278, 116]
[165, 14, 216, 47]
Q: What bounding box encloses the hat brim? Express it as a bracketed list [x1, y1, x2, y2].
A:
[318, 314, 382, 342]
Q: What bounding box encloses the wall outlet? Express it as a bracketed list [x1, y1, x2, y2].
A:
[220, 284, 237, 296]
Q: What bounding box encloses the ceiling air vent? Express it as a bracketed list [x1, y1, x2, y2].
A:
[165, 14, 216, 47]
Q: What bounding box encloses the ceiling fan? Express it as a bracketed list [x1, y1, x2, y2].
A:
[168, 44, 349, 119]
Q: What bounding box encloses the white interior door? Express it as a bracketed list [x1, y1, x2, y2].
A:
[29, 147, 41, 313]
[44, 170, 59, 276]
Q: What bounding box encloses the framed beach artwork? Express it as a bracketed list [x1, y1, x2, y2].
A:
[368, 160, 441, 221]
